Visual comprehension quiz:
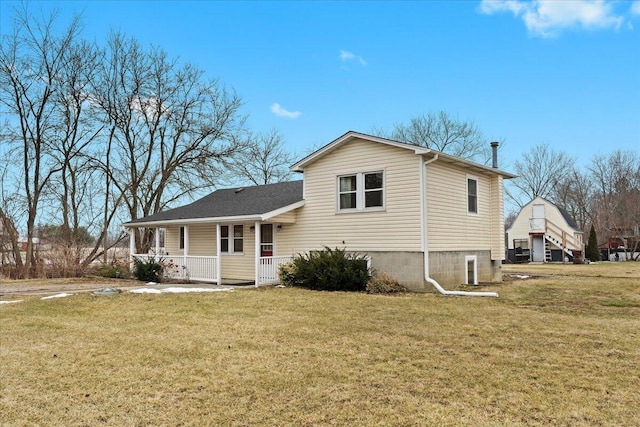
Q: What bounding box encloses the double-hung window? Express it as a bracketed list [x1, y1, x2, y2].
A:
[467, 176, 478, 215]
[338, 171, 384, 211]
[220, 225, 243, 253]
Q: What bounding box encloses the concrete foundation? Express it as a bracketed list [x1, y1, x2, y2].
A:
[367, 251, 427, 291]
[366, 250, 502, 291]
[428, 250, 501, 285]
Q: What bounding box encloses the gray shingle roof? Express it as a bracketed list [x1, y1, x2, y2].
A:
[126, 180, 303, 225]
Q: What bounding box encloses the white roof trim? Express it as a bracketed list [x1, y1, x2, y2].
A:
[291, 131, 430, 171]
[122, 201, 306, 228]
[124, 214, 263, 228]
[291, 130, 515, 178]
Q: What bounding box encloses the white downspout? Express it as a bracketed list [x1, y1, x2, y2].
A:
[421, 155, 498, 297]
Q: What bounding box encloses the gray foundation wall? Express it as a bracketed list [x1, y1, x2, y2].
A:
[428, 250, 501, 285]
[367, 251, 427, 291]
[366, 250, 502, 292]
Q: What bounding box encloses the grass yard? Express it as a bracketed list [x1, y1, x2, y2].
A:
[1, 262, 639, 426]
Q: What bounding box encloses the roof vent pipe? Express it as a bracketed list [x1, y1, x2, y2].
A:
[491, 141, 499, 168]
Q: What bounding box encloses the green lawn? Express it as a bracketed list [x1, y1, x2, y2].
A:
[1, 262, 639, 426]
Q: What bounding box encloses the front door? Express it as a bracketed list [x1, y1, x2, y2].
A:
[260, 224, 273, 257]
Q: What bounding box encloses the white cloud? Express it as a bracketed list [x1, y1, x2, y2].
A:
[631, 1, 640, 16]
[339, 49, 367, 66]
[479, 0, 625, 37]
[270, 103, 302, 119]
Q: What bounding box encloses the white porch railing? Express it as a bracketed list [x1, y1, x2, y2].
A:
[259, 255, 294, 285]
[132, 254, 218, 283]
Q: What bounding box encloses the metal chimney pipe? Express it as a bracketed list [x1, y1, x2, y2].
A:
[490, 141, 499, 168]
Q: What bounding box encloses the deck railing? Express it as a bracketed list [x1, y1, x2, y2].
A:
[259, 255, 294, 285]
[131, 254, 218, 283]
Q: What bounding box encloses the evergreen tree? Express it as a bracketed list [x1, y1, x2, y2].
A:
[585, 224, 601, 262]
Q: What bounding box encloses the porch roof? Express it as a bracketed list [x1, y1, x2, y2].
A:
[124, 180, 304, 227]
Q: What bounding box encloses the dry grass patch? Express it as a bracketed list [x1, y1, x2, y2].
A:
[1, 263, 639, 426]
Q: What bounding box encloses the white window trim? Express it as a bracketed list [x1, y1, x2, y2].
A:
[220, 224, 244, 255]
[336, 170, 385, 212]
[466, 174, 479, 216]
[465, 255, 478, 285]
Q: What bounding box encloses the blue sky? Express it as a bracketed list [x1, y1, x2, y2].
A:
[1, 0, 639, 173]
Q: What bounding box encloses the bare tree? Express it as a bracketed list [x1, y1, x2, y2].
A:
[93, 33, 246, 253]
[225, 129, 295, 186]
[506, 143, 575, 209]
[378, 110, 495, 162]
[552, 167, 593, 232]
[589, 150, 640, 259]
[0, 5, 83, 277]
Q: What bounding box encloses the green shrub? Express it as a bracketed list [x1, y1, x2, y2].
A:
[280, 247, 370, 292]
[132, 256, 163, 282]
[278, 262, 297, 287]
[366, 272, 407, 294]
[97, 262, 130, 279]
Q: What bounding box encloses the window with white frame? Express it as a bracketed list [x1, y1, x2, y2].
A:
[220, 225, 243, 253]
[467, 176, 478, 215]
[338, 171, 384, 211]
[179, 227, 185, 249]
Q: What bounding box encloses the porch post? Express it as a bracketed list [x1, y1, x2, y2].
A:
[254, 221, 261, 287]
[216, 223, 222, 285]
[127, 227, 135, 270]
[155, 227, 160, 255]
[183, 226, 189, 278]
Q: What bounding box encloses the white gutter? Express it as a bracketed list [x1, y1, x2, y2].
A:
[421, 155, 498, 297]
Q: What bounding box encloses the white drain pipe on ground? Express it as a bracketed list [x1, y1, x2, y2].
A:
[421, 155, 498, 298]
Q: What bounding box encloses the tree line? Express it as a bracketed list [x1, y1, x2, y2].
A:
[0, 6, 292, 278]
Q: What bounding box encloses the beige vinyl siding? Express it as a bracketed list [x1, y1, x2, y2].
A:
[188, 224, 216, 255]
[426, 161, 494, 251]
[269, 211, 297, 224]
[278, 138, 422, 254]
[164, 224, 216, 255]
[221, 224, 255, 280]
[163, 223, 255, 280]
[165, 226, 181, 254]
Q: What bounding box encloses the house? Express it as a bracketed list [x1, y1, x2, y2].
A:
[506, 197, 584, 263]
[123, 131, 515, 291]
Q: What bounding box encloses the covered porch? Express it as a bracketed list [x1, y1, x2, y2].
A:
[127, 221, 295, 286]
[121, 181, 304, 286]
